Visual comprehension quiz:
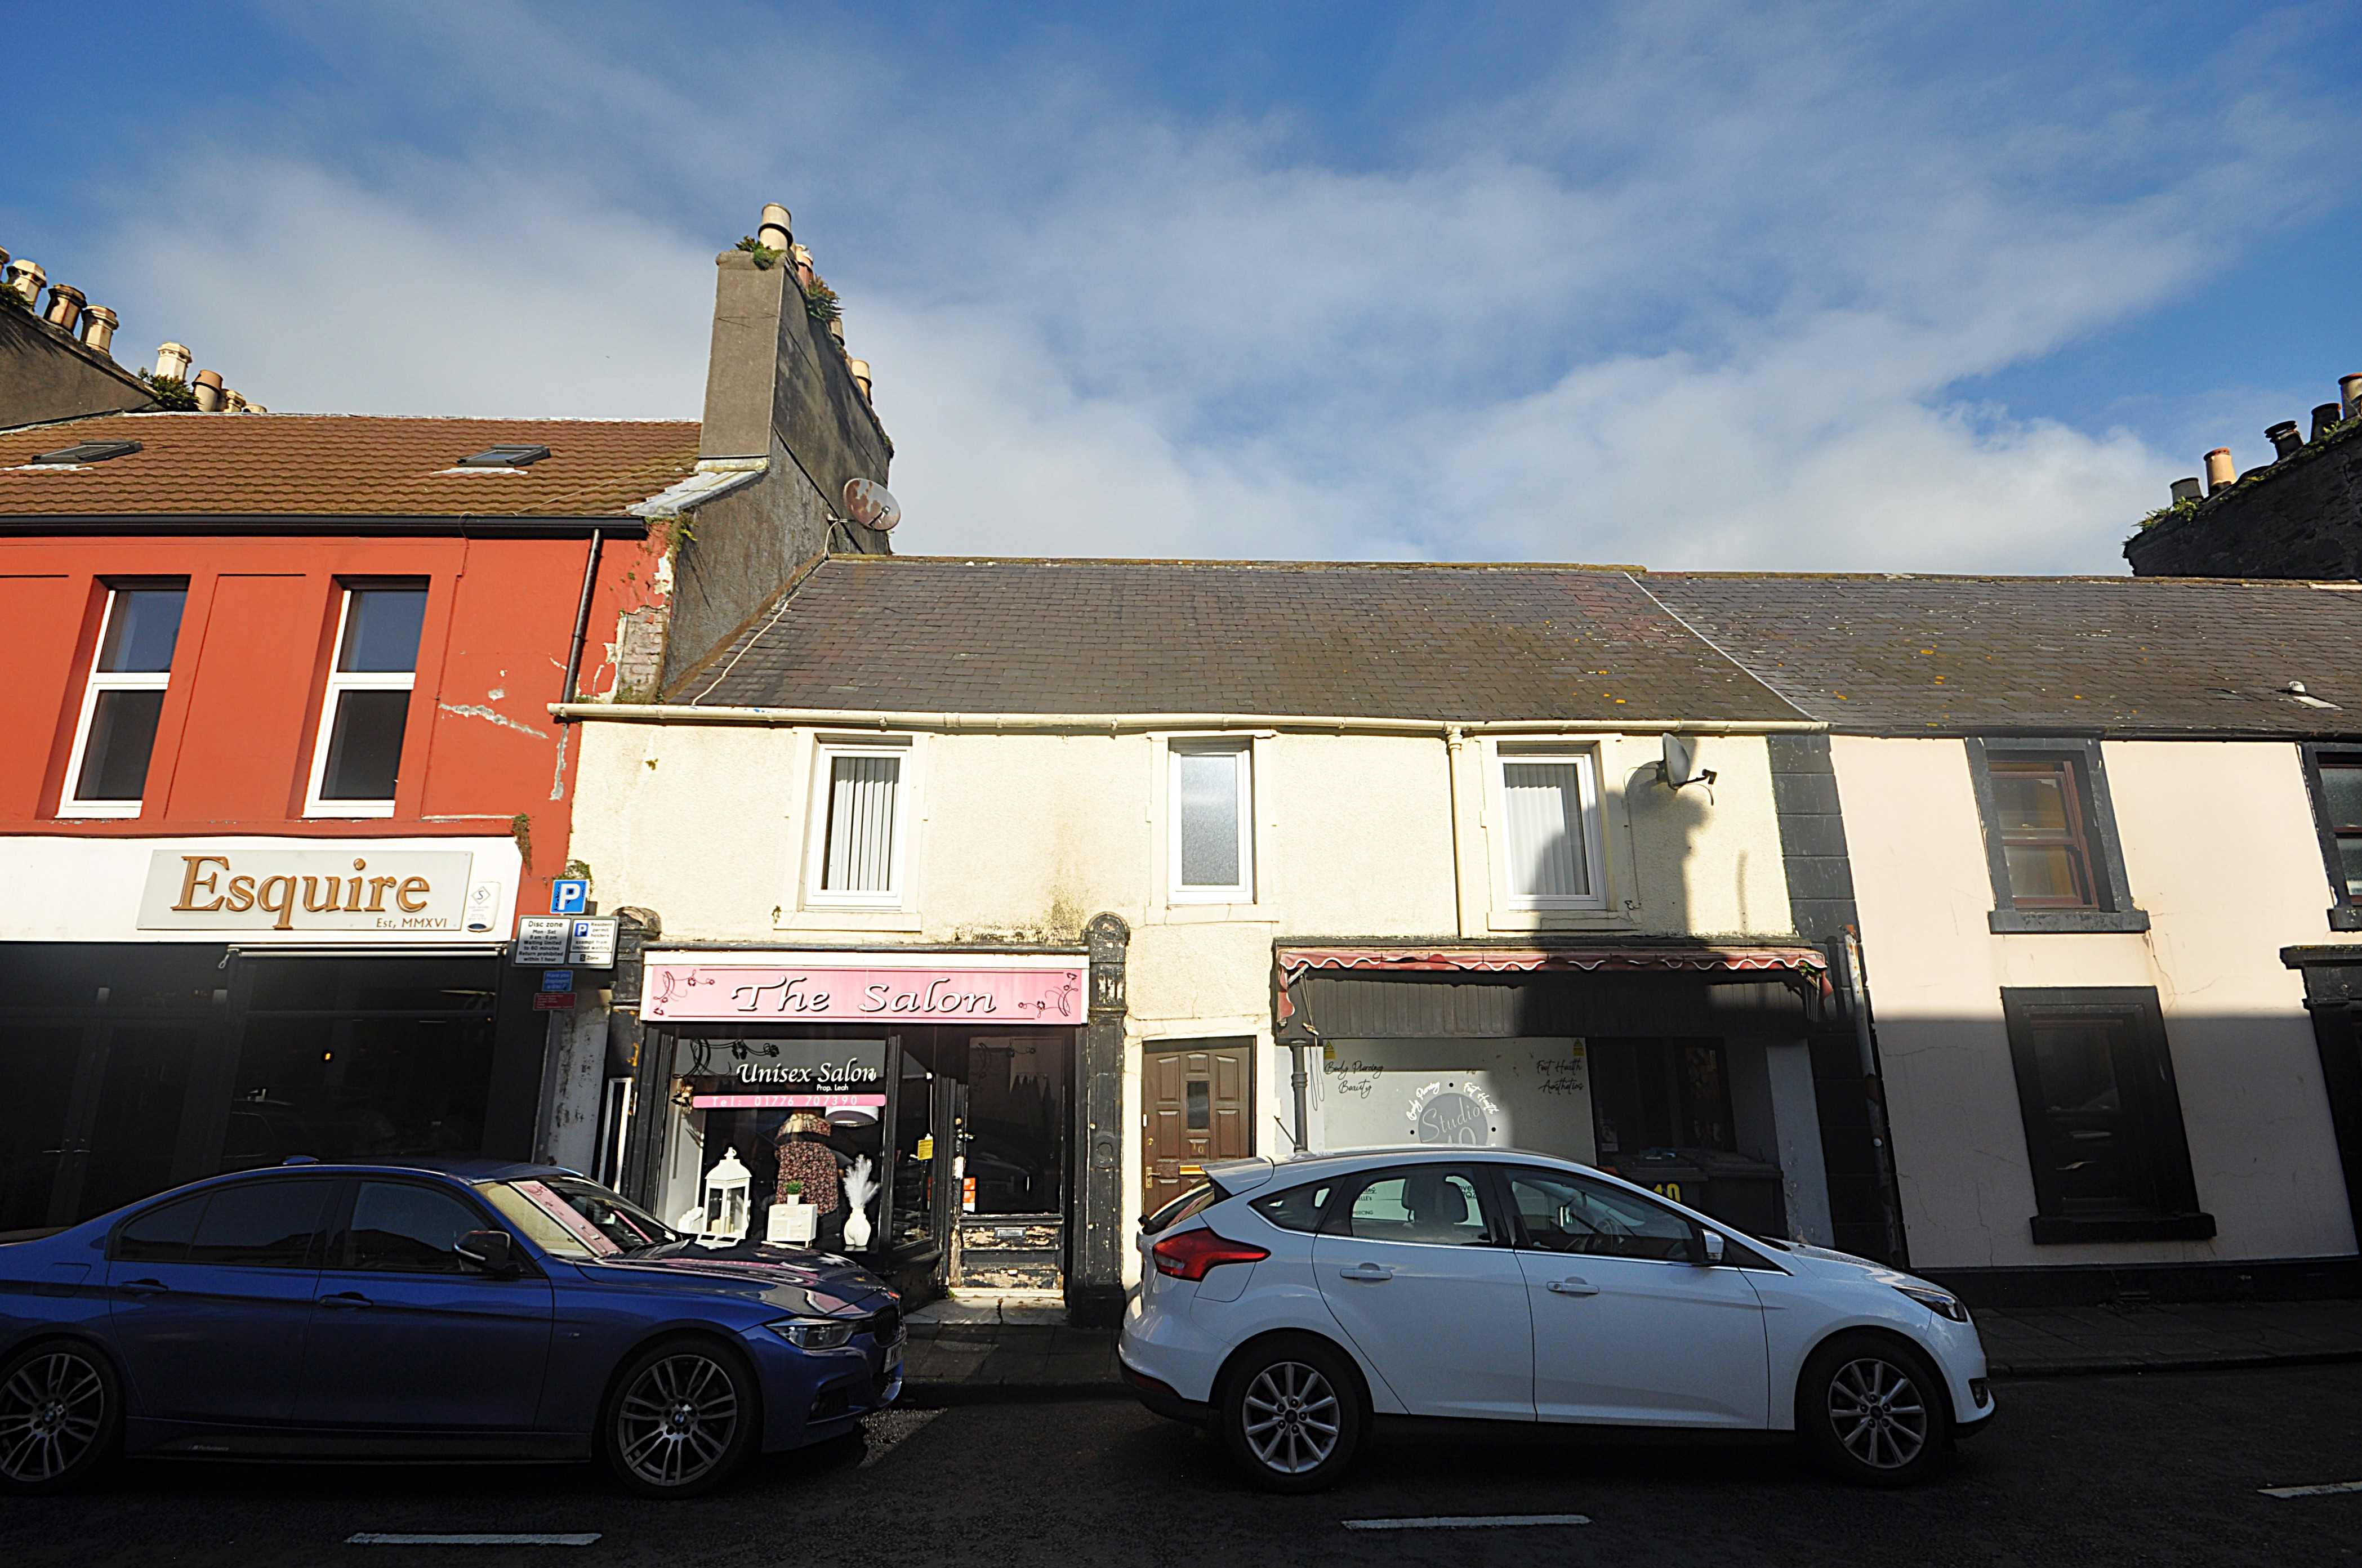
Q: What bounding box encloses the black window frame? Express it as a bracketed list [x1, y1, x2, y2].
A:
[1966, 738, 2149, 933]
[2300, 743, 2362, 933]
[2000, 986, 2214, 1244]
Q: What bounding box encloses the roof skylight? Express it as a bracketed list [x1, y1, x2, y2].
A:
[30, 440, 142, 465]
[456, 443, 552, 468]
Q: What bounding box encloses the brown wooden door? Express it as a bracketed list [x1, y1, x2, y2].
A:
[1143, 1040, 1251, 1213]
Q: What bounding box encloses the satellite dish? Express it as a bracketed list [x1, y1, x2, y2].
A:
[1660, 734, 1715, 792]
[841, 477, 901, 532]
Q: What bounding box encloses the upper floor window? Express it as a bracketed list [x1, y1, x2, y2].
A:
[63, 583, 187, 817]
[2302, 745, 2362, 931]
[1170, 743, 1253, 902]
[1493, 747, 1606, 910]
[306, 583, 426, 817]
[807, 739, 911, 908]
[1966, 739, 2147, 933]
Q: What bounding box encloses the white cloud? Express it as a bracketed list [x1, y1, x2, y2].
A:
[80, 0, 2350, 573]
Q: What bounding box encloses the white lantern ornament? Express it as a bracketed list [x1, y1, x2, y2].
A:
[698, 1147, 752, 1247]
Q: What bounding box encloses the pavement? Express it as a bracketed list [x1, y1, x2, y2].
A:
[11, 1362, 2362, 1567]
[903, 1290, 2362, 1402]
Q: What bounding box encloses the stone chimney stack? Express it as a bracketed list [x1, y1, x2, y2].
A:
[155, 342, 193, 382]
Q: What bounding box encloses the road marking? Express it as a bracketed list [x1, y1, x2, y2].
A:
[347, 1535, 601, 1547]
[2260, 1481, 2362, 1499]
[1342, 1515, 1591, 1531]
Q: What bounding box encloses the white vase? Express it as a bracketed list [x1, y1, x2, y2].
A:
[841, 1154, 876, 1250]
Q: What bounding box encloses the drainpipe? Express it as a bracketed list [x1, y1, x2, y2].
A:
[1291, 1039, 1312, 1154]
[1443, 726, 1469, 937]
[559, 531, 605, 709]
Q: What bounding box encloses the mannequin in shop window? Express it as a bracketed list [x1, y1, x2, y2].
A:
[773, 1111, 849, 1251]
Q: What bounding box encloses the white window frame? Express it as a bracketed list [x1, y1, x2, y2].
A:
[304, 584, 422, 820]
[59, 585, 184, 819]
[1167, 741, 1255, 904]
[1488, 745, 1609, 912]
[803, 736, 916, 910]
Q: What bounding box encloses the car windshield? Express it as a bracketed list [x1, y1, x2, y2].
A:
[478, 1176, 675, 1259]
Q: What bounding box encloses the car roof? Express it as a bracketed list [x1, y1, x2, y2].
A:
[1213, 1145, 1587, 1187]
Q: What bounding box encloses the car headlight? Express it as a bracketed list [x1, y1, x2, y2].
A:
[1895, 1284, 1970, 1323]
[767, 1317, 856, 1350]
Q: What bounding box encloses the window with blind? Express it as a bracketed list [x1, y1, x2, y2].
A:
[1495, 749, 1605, 909]
[809, 743, 908, 906]
[2302, 745, 2362, 931]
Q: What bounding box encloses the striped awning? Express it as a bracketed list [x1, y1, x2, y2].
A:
[1274, 943, 1830, 1022]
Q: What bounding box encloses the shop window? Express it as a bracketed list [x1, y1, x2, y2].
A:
[1587, 1038, 1736, 1157]
[2302, 745, 2362, 931]
[306, 582, 427, 817]
[1966, 738, 2147, 933]
[2001, 987, 2213, 1244]
[1169, 742, 1253, 902]
[1492, 747, 1606, 910]
[61, 582, 186, 818]
[808, 739, 910, 907]
[341, 1180, 488, 1273]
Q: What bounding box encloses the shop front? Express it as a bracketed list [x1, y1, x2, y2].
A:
[1275, 943, 1838, 1243]
[0, 836, 534, 1239]
[622, 950, 1090, 1305]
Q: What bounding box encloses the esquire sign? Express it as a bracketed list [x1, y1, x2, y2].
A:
[137, 848, 486, 933]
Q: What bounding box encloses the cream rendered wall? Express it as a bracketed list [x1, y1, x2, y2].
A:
[567, 721, 1803, 1279]
[1831, 735, 2355, 1271]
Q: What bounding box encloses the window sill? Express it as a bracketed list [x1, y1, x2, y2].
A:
[2029, 1212, 2216, 1245]
[1156, 901, 1269, 924]
[1987, 908, 2151, 935]
[1485, 909, 1632, 933]
[2329, 905, 2362, 933]
[54, 803, 144, 820]
[779, 909, 923, 933]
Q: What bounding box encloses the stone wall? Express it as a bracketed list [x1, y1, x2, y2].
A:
[2125, 427, 2362, 579]
[0, 309, 157, 428]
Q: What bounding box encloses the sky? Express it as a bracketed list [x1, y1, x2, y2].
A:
[5, 1, 2357, 573]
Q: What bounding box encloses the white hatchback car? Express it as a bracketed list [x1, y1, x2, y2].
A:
[1119, 1147, 1993, 1491]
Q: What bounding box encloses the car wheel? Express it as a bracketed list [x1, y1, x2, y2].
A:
[0, 1341, 121, 1496]
[1219, 1337, 1363, 1494]
[601, 1339, 760, 1499]
[1798, 1332, 1952, 1486]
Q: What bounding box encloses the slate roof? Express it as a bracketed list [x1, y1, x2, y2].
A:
[680, 557, 1806, 722]
[1650, 574, 2362, 735]
[0, 413, 701, 519]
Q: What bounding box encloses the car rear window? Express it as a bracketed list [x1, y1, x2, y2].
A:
[1140, 1181, 1227, 1236]
[1248, 1181, 1333, 1233]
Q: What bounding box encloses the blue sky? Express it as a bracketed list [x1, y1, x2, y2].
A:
[5, 1, 2356, 571]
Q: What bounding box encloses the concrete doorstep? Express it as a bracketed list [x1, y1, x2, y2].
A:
[896, 1297, 2362, 1405]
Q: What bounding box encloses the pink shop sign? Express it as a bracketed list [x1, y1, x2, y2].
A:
[644, 958, 1085, 1025]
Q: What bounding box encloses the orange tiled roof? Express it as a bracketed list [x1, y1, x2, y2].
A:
[0, 413, 701, 518]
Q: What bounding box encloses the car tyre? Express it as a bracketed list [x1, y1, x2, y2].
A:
[600, 1337, 761, 1499]
[1219, 1335, 1364, 1494]
[0, 1339, 122, 1496]
[1798, 1331, 1953, 1487]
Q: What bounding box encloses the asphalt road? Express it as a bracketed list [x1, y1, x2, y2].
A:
[7, 1365, 2361, 1568]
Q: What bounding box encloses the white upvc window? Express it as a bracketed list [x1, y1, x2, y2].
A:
[61, 583, 188, 819]
[806, 738, 913, 909]
[1492, 746, 1608, 910]
[305, 582, 428, 819]
[1169, 741, 1254, 903]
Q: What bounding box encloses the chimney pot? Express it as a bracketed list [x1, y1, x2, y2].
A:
[826, 316, 845, 346]
[2204, 447, 2235, 493]
[2314, 403, 2345, 442]
[42, 282, 84, 333]
[2168, 476, 2202, 504]
[2343, 373, 2362, 419]
[757, 203, 792, 253]
[224, 390, 247, 413]
[2266, 420, 2303, 460]
[3, 258, 43, 303]
[846, 358, 872, 397]
[155, 342, 192, 381]
[191, 368, 225, 412]
[790, 243, 814, 290]
[78, 305, 118, 355]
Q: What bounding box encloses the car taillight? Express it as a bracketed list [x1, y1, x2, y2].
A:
[1151, 1227, 1269, 1282]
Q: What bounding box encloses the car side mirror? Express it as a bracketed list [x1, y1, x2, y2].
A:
[1691, 1227, 1726, 1267]
[456, 1229, 519, 1277]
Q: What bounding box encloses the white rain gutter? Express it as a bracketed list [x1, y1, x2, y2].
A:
[547, 702, 1825, 735]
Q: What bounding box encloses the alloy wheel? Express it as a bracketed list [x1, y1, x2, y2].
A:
[0, 1351, 108, 1487]
[613, 1353, 741, 1490]
[1826, 1355, 1929, 1471]
[1241, 1360, 1342, 1475]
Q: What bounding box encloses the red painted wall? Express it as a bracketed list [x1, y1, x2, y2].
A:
[0, 529, 669, 924]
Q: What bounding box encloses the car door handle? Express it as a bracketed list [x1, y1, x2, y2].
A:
[1547, 1278, 1601, 1296]
[318, 1291, 375, 1310]
[118, 1278, 170, 1297]
[1337, 1263, 1394, 1283]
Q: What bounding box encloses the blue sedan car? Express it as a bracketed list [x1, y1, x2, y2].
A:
[0, 1158, 902, 1497]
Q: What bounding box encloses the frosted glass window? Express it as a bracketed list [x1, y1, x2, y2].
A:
[1171, 745, 1251, 900]
[821, 753, 902, 895]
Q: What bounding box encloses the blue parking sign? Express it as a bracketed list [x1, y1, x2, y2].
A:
[550, 878, 590, 915]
